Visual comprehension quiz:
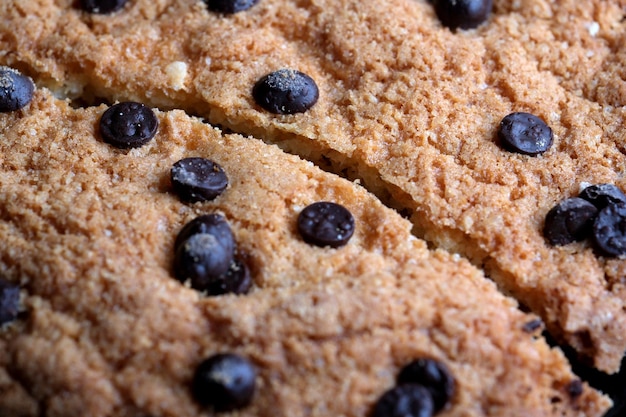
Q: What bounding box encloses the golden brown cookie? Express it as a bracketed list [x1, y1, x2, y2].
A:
[0, 88, 611, 416]
[3, 0, 624, 373]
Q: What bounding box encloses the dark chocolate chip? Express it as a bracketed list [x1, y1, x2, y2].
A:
[592, 202, 626, 257]
[174, 233, 235, 291]
[204, 0, 259, 14]
[522, 318, 543, 333]
[372, 384, 435, 417]
[0, 67, 35, 113]
[397, 358, 455, 412]
[99, 102, 158, 149]
[433, 0, 493, 30]
[173, 215, 236, 291]
[297, 201, 355, 248]
[497, 112, 553, 156]
[192, 353, 256, 412]
[565, 379, 583, 399]
[253, 69, 319, 115]
[207, 257, 252, 296]
[0, 279, 19, 325]
[174, 214, 235, 256]
[579, 183, 626, 210]
[228, 258, 252, 295]
[171, 157, 229, 203]
[543, 197, 598, 246]
[80, 0, 128, 14]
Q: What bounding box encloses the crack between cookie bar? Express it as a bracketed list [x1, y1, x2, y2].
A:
[0, 82, 616, 416]
[200, 106, 626, 377]
[11, 56, 625, 375]
[2, 0, 625, 376]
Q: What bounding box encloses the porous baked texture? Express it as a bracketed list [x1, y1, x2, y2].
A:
[0, 90, 610, 416]
[2, 0, 625, 374]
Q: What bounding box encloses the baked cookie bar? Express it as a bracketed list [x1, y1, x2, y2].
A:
[0, 83, 611, 416]
[3, 0, 624, 373]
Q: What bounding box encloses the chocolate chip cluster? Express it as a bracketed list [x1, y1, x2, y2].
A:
[373, 358, 455, 417]
[544, 183, 626, 257]
[173, 214, 252, 295]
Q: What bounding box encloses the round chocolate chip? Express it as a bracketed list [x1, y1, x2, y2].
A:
[433, 0, 493, 30]
[207, 257, 252, 296]
[174, 233, 235, 291]
[253, 69, 319, 115]
[204, 0, 259, 14]
[174, 214, 235, 255]
[565, 379, 583, 399]
[297, 202, 355, 248]
[174, 215, 237, 291]
[171, 157, 228, 203]
[592, 202, 626, 257]
[174, 216, 251, 295]
[497, 112, 553, 156]
[0, 278, 20, 325]
[579, 183, 626, 210]
[0, 66, 35, 113]
[99, 102, 158, 149]
[373, 384, 435, 417]
[543, 197, 598, 246]
[80, 0, 128, 14]
[397, 358, 455, 412]
[192, 353, 256, 412]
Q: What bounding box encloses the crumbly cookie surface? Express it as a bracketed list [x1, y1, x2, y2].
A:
[3, 0, 624, 373]
[0, 89, 612, 417]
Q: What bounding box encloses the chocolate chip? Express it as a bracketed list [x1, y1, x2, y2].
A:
[543, 197, 598, 246]
[174, 214, 235, 256]
[253, 69, 319, 115]
[373, 384, 435, 417]
[397, 358, 455, 412]
[173, 215, 239, 292]
[99, 102, 158, 149]
[174, 216, 251, 295]
[297, 202, 355, 248]
[0, 67, 34, 113]
[192, 353, 256, 412]
[0, 279, 19, 325]
[204, 0, 259, 14]
[497, 112, 553, 156]
[565, 379, 583, 399]
[80, 0, 128, 14]
[592, 202, 626, 257]
[207, 257, 252, 296]
[433, 0, 493, 30]
[522, 318, 543, 333]
[174, 233, 235, 291]
[579, 183, 626, 210]
[171, 157, 228, 203]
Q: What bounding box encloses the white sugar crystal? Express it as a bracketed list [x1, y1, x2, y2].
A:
[586, 22, 600, 37]
[165, 61, 188, 91]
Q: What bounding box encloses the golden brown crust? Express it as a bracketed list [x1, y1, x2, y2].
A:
[0, 90, 610, 416]
[3, 0, 623, 371]
[1, 0, 626, 414]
